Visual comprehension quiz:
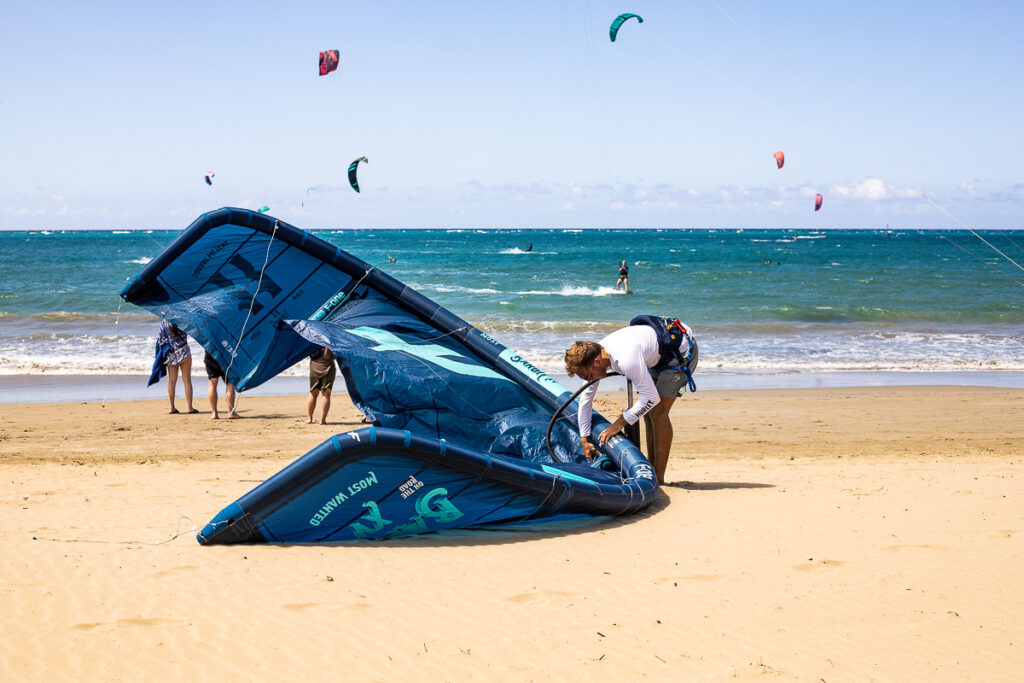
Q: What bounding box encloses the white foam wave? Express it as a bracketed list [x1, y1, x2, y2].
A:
[128, 257, 152, 265]
[427, 285, 501, 294]
[514, 285, 623, 297]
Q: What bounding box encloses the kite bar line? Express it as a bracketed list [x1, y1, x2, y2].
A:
[223, 219, 280, 410]
[32, 516, 198, 546]
[101, 295, 127, 408]
[545, 373, 620, 463]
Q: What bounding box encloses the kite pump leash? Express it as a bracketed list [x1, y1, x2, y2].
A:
[545, 373, 620, 464]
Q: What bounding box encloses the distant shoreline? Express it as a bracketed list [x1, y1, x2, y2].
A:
[1, 370, 1020, 405]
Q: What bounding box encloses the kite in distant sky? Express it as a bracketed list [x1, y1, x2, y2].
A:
[348, 157, 368, 193]
[774, 151, 785, 169]
[814, 193, 823, 211]
[204, 172, 215, 186]
[319, 50, 339, 76]
[257, 206, 270, 214]
[609, 13, 643, 42]
[302, 187, 316, 207]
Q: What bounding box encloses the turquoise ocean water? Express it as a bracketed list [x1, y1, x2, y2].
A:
[1, 227, 1022, 395]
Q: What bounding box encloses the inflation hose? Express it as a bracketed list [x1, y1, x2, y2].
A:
[545, 373, 620, 463]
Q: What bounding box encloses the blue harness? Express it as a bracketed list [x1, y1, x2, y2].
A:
[629, 314, 698, 392]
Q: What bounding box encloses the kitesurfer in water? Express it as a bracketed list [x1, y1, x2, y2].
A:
[564, 318, 697, 484]
[307, 347, 338, 424]
[204, 352, 240, 419]
[616, 260, 630, 292]
[155, 320, 197, 414]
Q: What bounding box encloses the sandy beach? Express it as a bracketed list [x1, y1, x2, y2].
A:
[2, 385, 1022, 680]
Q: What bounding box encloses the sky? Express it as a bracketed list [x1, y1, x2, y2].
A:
[2, 1, 1023, 230]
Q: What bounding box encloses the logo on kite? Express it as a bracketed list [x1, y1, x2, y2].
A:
[814, 193, 823, 211]
[204, 172, 215, 186]
[348, 157, 368, 193]
[319, 50, 340, 76]
[610, 13, 643, 42]
[257, 206, 270, 214]
[774, 151, 785, 170]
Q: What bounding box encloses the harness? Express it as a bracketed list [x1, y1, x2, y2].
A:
[629, 314, 698, 392]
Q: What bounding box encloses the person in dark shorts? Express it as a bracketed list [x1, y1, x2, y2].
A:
[204, 352, 240, 419]
[307, 346, 338, 424]
[616, 259, 630, 291]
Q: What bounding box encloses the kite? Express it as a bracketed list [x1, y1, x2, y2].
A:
[319, 50, 339, 76]
[204, 172, 215, 186]
[814, 193, 823, 211]
[774, 151, 784, 169]
[348, 157, 368, 193]
[119, 208, 658, 542]
[610, 13, 643, 42]
[257, 206, 270, 213]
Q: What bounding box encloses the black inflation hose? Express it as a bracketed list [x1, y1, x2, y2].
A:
[545, 373, 620, 463]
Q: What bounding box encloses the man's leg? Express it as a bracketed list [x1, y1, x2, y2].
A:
[208, 377, 220, 419]
[320, 388, 332, 425]
[225, 382, 239, 417]
[307, 389, 319, 424]
[647, 396, 676, 484]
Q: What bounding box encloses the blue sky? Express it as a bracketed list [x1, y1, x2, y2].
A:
[2, 1, 1022, 230]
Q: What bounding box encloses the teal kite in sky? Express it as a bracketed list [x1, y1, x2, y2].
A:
[610, 13, 643, 42]
[348, 157, 368, 193]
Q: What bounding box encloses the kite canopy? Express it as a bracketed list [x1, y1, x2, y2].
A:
[610, 13, 643, 42]
[120, 208, 658, 541]
[774, 151, 785, 169]
[815, 193, 823, 211]
[319, 49, 339, 76]
[204, 172, 215, 186]
[348, 156, 368, 193]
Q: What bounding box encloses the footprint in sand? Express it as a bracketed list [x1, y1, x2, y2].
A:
[882, 544, 950, 552]
[985, 529, 1019, 538]
[506, 589, 581, 604]
[282, 602, 373, 611]
[795, 559, 847, 571]
[117, 617, 179, 627]
[656, 574, 726, 583]
[72, 622, 111, 632]
[151, 565, 200, 578]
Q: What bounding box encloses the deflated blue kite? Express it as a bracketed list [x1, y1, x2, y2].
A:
[119, 208, 658, 542]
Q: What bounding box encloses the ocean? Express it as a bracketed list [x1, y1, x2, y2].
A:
[1, 226, 1022, 399]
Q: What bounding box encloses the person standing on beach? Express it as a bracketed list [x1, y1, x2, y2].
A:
[616, 259, 630, 291]
[204, 352, 240, 419]
[564, 317, 697, 484]
[307, 346, 337, 424]
[155, 320, 197, 414]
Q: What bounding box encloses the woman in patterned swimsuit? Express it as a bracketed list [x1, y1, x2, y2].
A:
[157, 320, 197, 414]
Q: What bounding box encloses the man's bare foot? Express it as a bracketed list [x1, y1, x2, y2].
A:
[227, 412, 243, 419]
[169, 408, 180, 414]
[211, 413, 219, 420]
[306, 418, 314, 424]
[320, 419, 328, 425]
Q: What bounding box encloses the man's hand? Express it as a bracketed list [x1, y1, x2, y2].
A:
[598, 416, 628, 445]
[581, 437, 599, 461]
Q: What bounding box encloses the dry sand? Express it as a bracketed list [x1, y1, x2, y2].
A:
[1, 386, 1023, 681]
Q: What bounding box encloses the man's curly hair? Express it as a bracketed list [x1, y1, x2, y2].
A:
[564, 341, 603, 377]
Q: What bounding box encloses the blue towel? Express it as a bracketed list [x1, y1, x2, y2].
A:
[148, 340, 171, 386]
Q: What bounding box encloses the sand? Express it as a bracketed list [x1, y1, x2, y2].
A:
[1, 386, 1022, 681]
